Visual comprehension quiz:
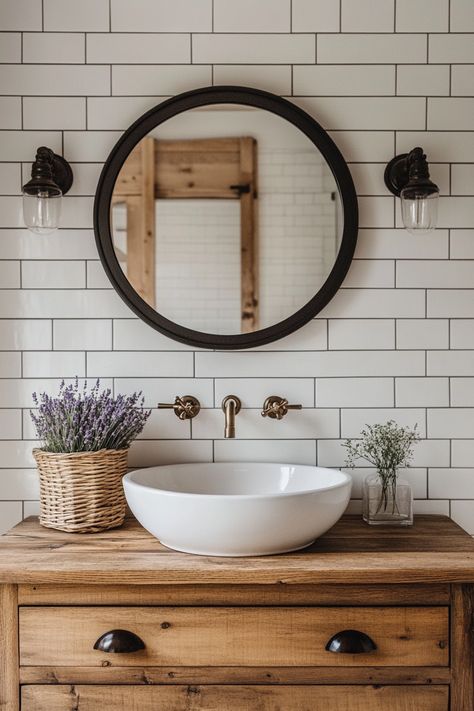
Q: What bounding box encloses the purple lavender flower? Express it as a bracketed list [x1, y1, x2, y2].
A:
[30, 378, 151, 453]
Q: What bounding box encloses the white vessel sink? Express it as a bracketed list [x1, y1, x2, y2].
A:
[123, 463, 352, 557]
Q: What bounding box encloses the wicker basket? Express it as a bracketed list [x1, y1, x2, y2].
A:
[33, 448, 129, 533]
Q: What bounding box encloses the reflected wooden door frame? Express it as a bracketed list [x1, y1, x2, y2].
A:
[111, 134, 259, 331]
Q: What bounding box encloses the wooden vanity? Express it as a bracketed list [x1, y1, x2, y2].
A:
[1, 515, 473, 710]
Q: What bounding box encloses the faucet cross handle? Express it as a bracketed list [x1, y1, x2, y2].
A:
[261, 396, 302, 420]
[158, 395, 201, 420]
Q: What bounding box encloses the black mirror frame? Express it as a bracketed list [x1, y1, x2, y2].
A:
[94, 86, 358, 350]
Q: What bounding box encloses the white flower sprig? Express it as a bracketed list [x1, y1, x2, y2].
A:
[343, 420, 419, 513]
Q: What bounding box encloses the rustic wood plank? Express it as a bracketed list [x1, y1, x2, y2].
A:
[139, 136, 156, 307]
[0, 584, 19, 711]
[19, 665, 452, 686]
[2, 516, 474, 585]
[19, 606, 448, 668]
[20, 684, 450, 711]
[451, 584, 474, 711]
[18, 582, 450, 606]
[239, 136, 258, 332]
[154, 137, 241, 199]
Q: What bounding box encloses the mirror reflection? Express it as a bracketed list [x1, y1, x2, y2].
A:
[111, 106, 341, 335]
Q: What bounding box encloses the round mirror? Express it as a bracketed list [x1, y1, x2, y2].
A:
[94, 87, 358, 349]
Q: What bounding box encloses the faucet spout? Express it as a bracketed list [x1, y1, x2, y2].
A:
[221, 395, 242, 439]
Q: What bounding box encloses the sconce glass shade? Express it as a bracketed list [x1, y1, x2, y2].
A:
[400, 188, 439, 236]
[22, 189, 62, 235]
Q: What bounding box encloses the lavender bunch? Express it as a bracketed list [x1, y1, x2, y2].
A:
[31, 379, 151, 453]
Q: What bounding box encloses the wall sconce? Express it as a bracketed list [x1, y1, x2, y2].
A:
[384, 147, 439, 235]
[22, 147, 73, 234]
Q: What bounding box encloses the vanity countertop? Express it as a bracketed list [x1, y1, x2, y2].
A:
[1, 514, 474, 586]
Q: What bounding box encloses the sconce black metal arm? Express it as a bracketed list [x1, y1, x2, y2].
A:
[23, 147, 73, 197]
[384, 147, 438, 198]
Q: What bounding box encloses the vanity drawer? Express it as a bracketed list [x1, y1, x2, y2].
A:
[21, 684, 450, 711]
[19, 605, 449, 668]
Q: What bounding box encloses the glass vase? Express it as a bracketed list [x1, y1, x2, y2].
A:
[362, 471, 413, 526]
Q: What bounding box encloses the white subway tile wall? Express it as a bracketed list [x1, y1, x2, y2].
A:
[0, 0, 473, 533]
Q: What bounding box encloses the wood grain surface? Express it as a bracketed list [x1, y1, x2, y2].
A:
[1, 515, 474, 585]
[21, 684, 450, 711]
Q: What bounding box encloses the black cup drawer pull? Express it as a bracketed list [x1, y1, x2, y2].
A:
[325, 629, 377, 654]
[93, 629, 145, 653]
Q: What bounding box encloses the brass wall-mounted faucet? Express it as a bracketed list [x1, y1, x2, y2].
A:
[261, 396, 302, 420]
[158, 395, 201, 420]
[221, 395, 242, 438]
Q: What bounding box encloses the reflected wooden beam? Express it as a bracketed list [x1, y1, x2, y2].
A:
[113, 135, 259, 329]
[113, 138, 156, 307]
[239, 137, 259, 333]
